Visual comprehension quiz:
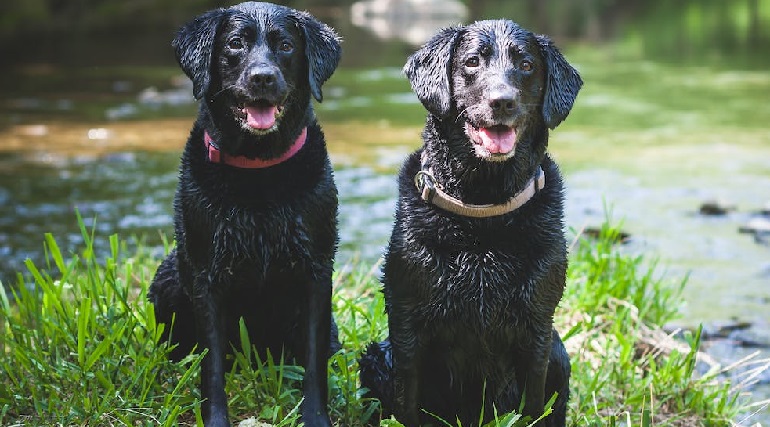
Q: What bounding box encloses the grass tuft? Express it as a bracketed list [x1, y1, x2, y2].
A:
[0, 215, 765, 426]
[562, 222, 766, 426]
[0, 214, 202, 426]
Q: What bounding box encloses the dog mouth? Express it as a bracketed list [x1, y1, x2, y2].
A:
[238, 100, 285, 132]
[464, 122, 517, 157]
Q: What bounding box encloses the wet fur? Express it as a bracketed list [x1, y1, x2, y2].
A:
[359, 20, 582, 427]
[147, 3, 341, 427]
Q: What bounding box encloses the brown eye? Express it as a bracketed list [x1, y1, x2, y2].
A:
[279, 41, 293, 52]
[520, 60, 533, 72]
[465, 56, 480, 67]
[227, 37, 244, 50]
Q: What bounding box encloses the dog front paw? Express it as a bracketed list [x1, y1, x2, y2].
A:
[204, 410, 230, 427]
[300, 408, 332, 427]
[393, 404, 420, 427]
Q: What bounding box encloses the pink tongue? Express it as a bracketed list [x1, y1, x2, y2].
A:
[478, 127, 516, 154]
[244, 105, 277, 130]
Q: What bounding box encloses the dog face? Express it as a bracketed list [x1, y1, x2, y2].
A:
[404, 20, 582, 161]
[451, 22, 549, 161]
[215, 10, 302, 135]
[172, 2, 341, 146]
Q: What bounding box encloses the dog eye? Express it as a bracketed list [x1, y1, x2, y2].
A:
[520, 60, 533, 72]
[227, 37, 244, 50]
[279, 41, 294, 53]
[465, 56, 480, 68]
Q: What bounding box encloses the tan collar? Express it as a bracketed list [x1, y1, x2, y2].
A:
[414, 165, 545, 218]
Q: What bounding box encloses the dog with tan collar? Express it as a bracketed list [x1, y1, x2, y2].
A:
[360, 20, 582, 427]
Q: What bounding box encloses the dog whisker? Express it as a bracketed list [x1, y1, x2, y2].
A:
[209, 84, 236, 102]
[455, 108, 470, 124]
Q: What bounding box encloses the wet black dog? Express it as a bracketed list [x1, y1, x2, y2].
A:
[359, 20, 582, 426]
[147, 3, 341, 426]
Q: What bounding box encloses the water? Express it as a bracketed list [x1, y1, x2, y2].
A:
[3, 54, 768, 323]
[1, 0, 770, 420]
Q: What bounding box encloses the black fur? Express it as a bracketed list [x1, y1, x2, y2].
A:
[360, 20, 582, 427]
[147, 3, 342, 427]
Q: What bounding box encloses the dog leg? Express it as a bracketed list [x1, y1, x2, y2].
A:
[300, 273, 334, 427]
[389, 304, 421, 426]
[545, 330, 570, 427]
[518, 330, 552, 427]
[359, 338, 395, 417]
[392, 353, 420, 426]
[192, 279, 230, 427]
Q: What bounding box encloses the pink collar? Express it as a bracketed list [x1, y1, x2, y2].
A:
[204, 127, 307, 168]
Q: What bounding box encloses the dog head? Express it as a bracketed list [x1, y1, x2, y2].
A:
[173, 2, 341, 143]
[404, 20, 582, 161]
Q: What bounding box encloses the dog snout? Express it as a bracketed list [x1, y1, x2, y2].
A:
[249, 66, 279, 89]
[489, 87, 516, 115]
[242, 64, 287, 101]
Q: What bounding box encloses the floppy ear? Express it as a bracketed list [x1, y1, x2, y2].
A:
[172, 8, 229, 100]
[291, 11, 342, 102]
[536, 35, 583, 129]
[403, 26, 463, 117]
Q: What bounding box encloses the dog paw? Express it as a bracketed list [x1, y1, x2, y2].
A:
[300, 412, 332, 427]
[204, 413, 230, 427]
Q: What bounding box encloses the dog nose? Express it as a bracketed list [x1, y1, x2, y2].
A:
[249, 66, 278, 89]
[489, 92, 515, 115]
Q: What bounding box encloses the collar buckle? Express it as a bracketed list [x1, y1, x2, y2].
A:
[414, 169, 437, 203]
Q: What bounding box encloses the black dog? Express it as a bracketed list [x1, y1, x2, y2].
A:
[359, 20, 582, 426]
[147, 3, 342, 426]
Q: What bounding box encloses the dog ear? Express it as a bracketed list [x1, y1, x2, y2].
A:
[291, 11, 342, 102]
[536, 35, 583, 129]
[403, 26, 463, 117]
[172, 9, 229, 100]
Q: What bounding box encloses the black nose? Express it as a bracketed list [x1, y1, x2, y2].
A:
[489, 92, 515, 115]
[249, 66, 278, 89]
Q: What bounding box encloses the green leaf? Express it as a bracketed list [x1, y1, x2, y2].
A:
[77, 297, 92, 367]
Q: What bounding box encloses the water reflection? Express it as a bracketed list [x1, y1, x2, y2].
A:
[0, 148, 402, 287]
[0, 150, 177, 283]
[351, 0, 467, 45]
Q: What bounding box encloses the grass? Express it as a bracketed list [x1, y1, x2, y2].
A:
[0, 215, 767, 426]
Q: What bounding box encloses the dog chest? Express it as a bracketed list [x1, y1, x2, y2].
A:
[181, 194, 336, 284]
[427, 320, 531, 381]
[411, 239, 557, 314]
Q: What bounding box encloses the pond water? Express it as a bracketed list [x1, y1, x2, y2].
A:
[3, 53, 769, 323]
[1, 0, 770, 419]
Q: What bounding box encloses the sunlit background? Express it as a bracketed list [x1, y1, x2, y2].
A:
[1, 0, 769, 419]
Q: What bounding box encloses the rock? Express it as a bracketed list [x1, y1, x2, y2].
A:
[238, 418, 273, 427]
[739, 216, 770, 246]
[699, 200, 735, 216]
[581, 226, 631, 244]
[755, 233, 770, 246]
[710, 320, 753, 339]
[667, 320, 753, 341]
[761, 201, 770, 216]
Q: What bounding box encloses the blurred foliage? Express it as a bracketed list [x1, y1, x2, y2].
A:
[1, 0, 767, 41]
[2, 0, 769, 68]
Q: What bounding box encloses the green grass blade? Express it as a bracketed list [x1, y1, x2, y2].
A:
[77, 296, 92, 368]
[43, 233, 67, 274]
